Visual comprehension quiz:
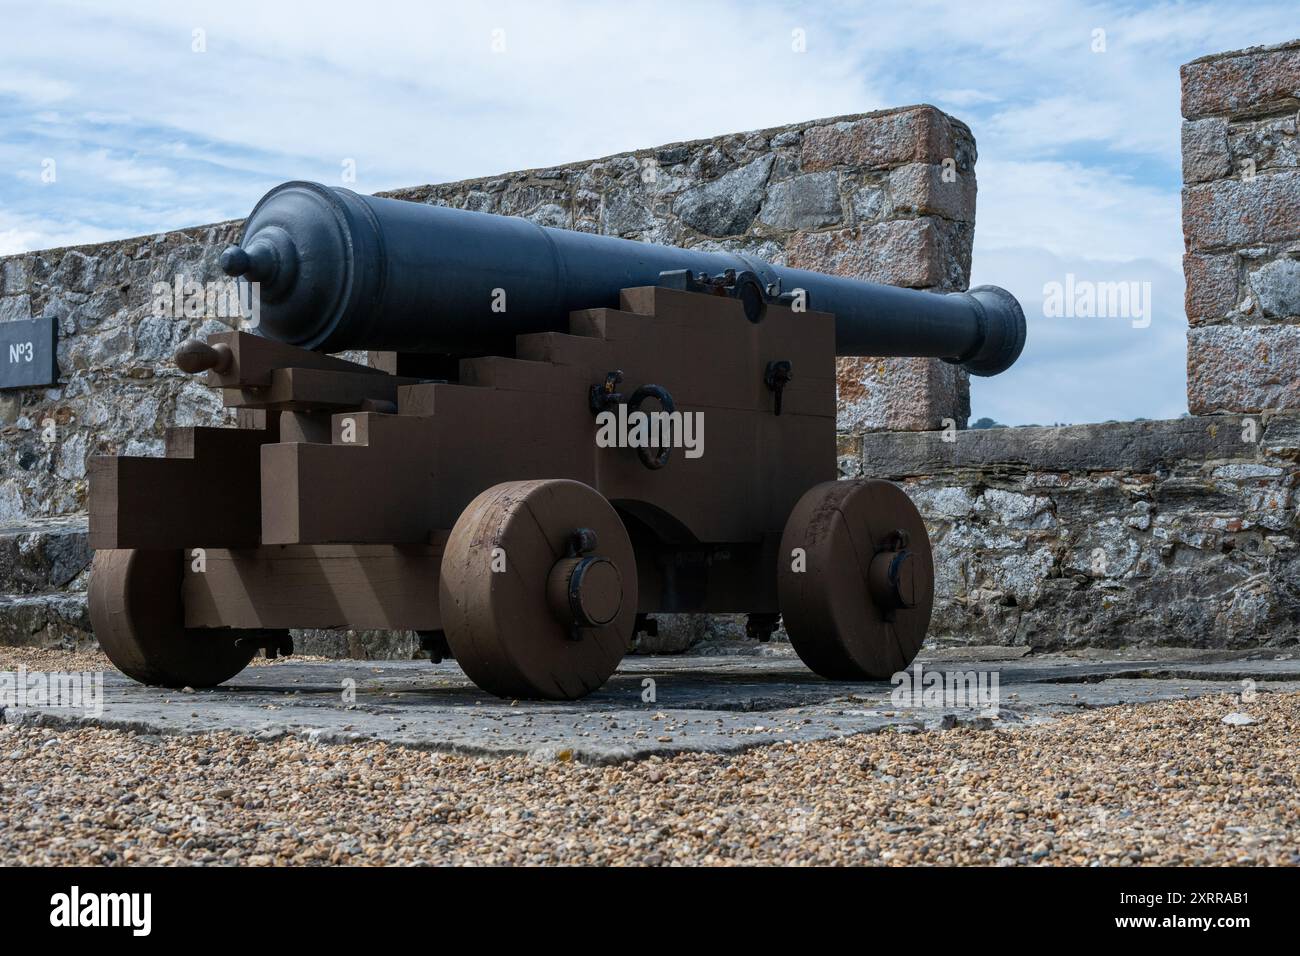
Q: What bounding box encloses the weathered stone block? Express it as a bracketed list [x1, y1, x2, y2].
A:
[1183, 252, 1238, 325]
[0, 592, 92, 651]
[1248, 256, 1300, 317]
[801, 106, 958, 172]
[1181, 39, 1300, 120]
[757, 171, 842, 231]
[525, 202, 570, 229]
[850, 183, 887, 223]
[837, 355, 970, 432]
[1181, 117, 1232, 183]
[291, 629, 422, 660]
[53, 251, 100, 295]
[601, 186, 654, 236]
[0, 515, 90, 595]
[673, 154, 774, 237]
[1182, 171, 1300, 252]
[1, 258, 28, 296]
[1262, 413, 1300, 451]
[787, 220, 945, 288]
[1187, 323, 1300, 413]
[888, 162, 976, 221]
[860, 416, 1257, 478]
[930, 218, 974, 291]
[0, 294, 32, 322]
[1229, 113, 1299, 174]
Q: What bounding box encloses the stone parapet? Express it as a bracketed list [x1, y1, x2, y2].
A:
[1181, 40, 1300, 414]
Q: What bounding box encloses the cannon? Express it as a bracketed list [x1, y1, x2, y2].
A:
[87, 181, 1025, 700]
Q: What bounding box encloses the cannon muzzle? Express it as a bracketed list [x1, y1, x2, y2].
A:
[223, 181, 1025, 375]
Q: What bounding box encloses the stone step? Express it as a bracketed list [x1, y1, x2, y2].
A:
[0, 514, 90, 595]
[0, 590, 92, 650]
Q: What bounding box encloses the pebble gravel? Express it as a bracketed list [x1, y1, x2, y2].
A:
[1, 650, 1296, 866]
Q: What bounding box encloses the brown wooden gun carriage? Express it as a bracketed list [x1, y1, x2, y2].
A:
[88, 182, 1025, 700]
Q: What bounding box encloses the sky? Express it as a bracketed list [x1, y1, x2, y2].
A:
[0, 0, 1294, 425]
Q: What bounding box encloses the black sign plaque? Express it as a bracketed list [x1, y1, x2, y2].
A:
[0, 316, 59, 390]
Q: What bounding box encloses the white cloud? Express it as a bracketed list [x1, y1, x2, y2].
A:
[984, 94, 1176, 159]
[0, 215, 125, 256]
[973, 159, 1182, 270]
[0, 69, 76, 104]
[970, 245, 1188, 425]
[934, 88, 1002, 108]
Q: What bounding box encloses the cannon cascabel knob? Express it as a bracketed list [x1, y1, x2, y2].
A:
[174, 339, 234, 375]
[219, 235, 287, 284]
[219, 245, 251, 277]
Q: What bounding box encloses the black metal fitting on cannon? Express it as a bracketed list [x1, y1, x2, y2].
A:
[553, 528, 620, 641]
[589, 370, 625, 414]
[628, 384, 675, 470]
[589, 372, 676, 471]
[566, 528, 599, 558]
[657, 268, 802, 325]
[869, 528, 916, 623]
[764, 360, 793, 415]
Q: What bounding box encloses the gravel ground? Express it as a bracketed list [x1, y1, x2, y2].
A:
[3, 652, 1297, 865]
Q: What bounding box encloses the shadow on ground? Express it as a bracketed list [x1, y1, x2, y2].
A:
[8, 648, 1299, 763]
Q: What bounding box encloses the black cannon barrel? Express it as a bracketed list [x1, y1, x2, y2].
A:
[220, 181, 1025, 375]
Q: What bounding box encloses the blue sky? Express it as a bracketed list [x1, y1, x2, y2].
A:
[1, 0, 1295, 425]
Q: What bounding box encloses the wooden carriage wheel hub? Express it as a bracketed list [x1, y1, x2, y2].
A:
[548, 554, 623, 630]
[868, 531, 918, 612]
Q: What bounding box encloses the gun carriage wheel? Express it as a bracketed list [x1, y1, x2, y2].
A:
[88, 549, 275, 688]
[438, 479, 638, 700]
[777, 479, 934, 680]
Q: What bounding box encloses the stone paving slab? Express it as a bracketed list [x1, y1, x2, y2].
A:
[7, 649, 1299, 763]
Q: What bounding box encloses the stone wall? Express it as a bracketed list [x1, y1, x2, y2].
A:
[0, 106, 977, 652]
[851, 415, 1298, 650]
[1, 224, 243, 524]
[1182, 39, 1300, 414]
[384, 105, 978, 433]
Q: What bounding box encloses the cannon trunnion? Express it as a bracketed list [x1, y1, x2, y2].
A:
[88, 284, 941, 698]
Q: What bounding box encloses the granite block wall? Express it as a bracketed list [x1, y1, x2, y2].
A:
[850, 414, 1298, 650]
[1182, 39, 1300, 414]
